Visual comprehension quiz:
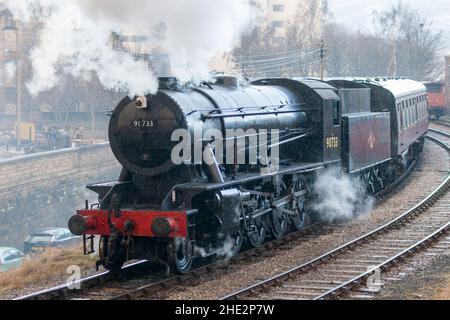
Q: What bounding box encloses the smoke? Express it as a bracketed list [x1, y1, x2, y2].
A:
[4, 62, 17, 82]
[312, 167, 374, 222]
[194, 236, 239, 264]
[4, 0, 253, 96]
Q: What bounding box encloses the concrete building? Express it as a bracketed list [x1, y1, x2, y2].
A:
[254, 0, 304, 38]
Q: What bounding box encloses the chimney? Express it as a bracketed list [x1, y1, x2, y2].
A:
[446, 55, 450, 109]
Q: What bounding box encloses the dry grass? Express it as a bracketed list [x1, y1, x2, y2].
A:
[433, 274, 450, 300]
[0, 245, 95, 295]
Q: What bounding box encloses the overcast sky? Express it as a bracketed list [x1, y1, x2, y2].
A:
[328, 0, 450, 53]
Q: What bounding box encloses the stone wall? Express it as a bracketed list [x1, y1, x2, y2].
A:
[0, 143, 121, 248]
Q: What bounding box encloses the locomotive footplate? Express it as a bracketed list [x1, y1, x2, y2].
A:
[174, 161, 339, 192]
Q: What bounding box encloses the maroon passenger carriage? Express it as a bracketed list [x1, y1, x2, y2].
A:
[358, 78, 429, 165]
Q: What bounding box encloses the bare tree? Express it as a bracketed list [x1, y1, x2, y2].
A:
[235, 0, 443, 81]
[373, 1, 443, 80]
[284, 0, 328, 76]
[373, 1, 406, 76]
[233, 0, 329, 78]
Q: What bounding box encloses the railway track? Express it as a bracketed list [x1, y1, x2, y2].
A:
[221, 135, 450, 301]
[16, 220, 333, 300]
[15, 135, 440, 301]
[15, 167, 415, 301]
[430, 119, 450, 129]
[429, 128, 450, 141]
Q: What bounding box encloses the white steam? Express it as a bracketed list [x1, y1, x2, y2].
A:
[4, 0, 253, 96]
[4, 61, 17, 82]
[312, 167, 374, 222]
[195, 236, 239, 264]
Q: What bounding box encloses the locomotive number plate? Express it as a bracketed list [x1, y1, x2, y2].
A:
[326, 137, 339, 149]
[131, 120, 157, 128]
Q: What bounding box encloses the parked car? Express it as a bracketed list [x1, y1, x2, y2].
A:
[24, 228, 81, 254]
[0, 248, 24, 273]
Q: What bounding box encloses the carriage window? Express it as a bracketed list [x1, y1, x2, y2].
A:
[404, 108, 408, 129]
[425, 84, 443, 93]
[408, 105, 412, 126]
[415, 104, 419, 123]
[408, 108, 411, 127]
[400, 110, 404, 131]
[422, 99, 425, 118]
[403, 103, 407, 128]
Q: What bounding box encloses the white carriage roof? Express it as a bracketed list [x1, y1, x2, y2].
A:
[327, 77, 427, 98]
[370, 78, 426, 98]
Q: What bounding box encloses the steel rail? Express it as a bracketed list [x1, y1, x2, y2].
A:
[430, 119, 450, 128]
[429, 128, 450, 139]
[14, 137, 423, 301]
[108, 221, 328, 300]
[108, 147, 418, 300]
[14, 260, 148, 301]
[221, 135, 450, 300]
[315, 222, 450, 300]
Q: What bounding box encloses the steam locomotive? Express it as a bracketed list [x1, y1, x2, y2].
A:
[68, 76, 428, 274]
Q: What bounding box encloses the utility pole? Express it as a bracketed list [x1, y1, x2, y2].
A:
[445, 55, 450, 111]
[16, 60, 22, 151]
[15, 27, 22, 152]
[320, 40, 326, 81]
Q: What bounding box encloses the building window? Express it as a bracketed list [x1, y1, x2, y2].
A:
[273, 4, 285, 12]
[272, 20, 285, 28]
[3, 15, 16, 30]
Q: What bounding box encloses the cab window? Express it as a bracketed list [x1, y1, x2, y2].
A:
[333, 101, 340, 126]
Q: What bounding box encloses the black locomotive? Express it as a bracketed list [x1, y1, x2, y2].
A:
[68, 76, 428, 274]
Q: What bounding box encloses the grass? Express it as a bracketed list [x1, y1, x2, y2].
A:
[433, 274, 450, 300]
[0, 245, 96, 296]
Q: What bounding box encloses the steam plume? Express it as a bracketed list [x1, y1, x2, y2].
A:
[312, 167, 374, 222]
[4, 0, 253, 96]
